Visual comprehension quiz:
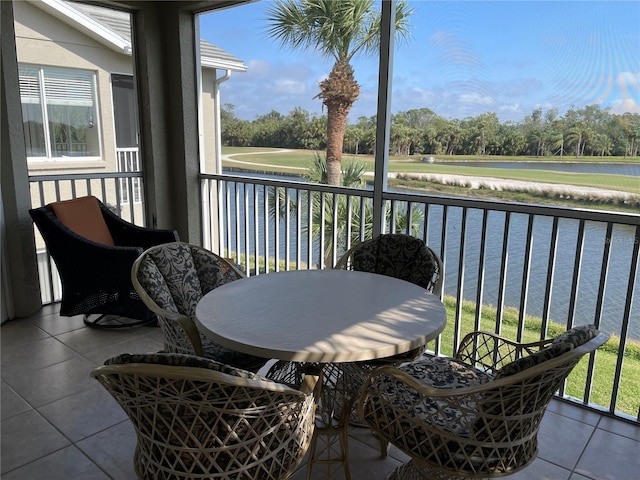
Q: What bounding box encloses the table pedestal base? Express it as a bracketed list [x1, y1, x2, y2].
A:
[268, 361, 365, 480]
[307, 424, 351, 480]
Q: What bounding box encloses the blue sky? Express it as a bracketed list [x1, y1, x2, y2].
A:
[199, 0, 640, 123]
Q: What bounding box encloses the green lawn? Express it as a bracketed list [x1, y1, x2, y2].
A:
[222, 147, 640, 195]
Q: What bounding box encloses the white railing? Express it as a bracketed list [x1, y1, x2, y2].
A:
[26, 170, 640, 424]
[202, 172, 640, 424]
[116, 147, 143, 205]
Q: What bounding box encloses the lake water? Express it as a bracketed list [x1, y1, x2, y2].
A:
[428, 208, 639, 341]
[436, 161, 640, 176]
[221, 168, 639, 341]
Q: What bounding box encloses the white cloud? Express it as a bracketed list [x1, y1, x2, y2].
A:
[270, 78, 307, 95]
[609, 98, 640, 115]
[499, 103, 521, 114]
[218, 57, 331, 119]
[610, 72, 640, 114]
[458, 92, 494, 107]
[617, 71, 640, 88]
[494, 78, 544, 98]
[406, 87, 437, 104]
[245, 59, 271, 76]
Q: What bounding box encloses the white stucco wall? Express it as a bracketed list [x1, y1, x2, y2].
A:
[13, 1, 219, 178]
[13, 0, 132, 175]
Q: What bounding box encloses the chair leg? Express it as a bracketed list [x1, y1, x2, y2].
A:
[83, 314, 156, 329]
[378, 435, 389, 458]
[306, 424, 352, 480]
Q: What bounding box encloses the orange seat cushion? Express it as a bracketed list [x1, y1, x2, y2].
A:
[48, 196, 115, 246]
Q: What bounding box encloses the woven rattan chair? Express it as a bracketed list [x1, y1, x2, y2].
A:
[92, 353, 319, 480]
[334, 233, 443, 366]
[131, 242, 267, 372]
[334, 233, 443, 296]
[329, 234, 444, 428]
[358, 325, 609, 480]
[29, 196, 178, 328]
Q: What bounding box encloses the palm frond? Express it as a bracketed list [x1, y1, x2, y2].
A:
[265, 0, 383, 61]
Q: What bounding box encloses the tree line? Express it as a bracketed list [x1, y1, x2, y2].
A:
[222, 103, 640, 159]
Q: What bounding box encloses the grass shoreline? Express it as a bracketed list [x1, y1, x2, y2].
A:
[221, 147, 640, 212]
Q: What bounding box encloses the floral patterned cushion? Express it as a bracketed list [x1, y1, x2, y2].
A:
[134, 243, 267, 372]
[368, 356, 493, 438]
[352, 234, 438, 290]
[137, 254, 180, 314]
[191, 247, 242, 294]
[403, 356, 493, 389]
[136, 244, 245, 318]
[552, 324, 599, 348]
[143, 243, 203, 318]
[105, 353, 267, 381]
[495, 325, 599, 379]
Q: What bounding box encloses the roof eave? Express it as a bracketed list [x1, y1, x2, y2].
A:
[35, 0, 131, 54]
[201, 59, 247, 72]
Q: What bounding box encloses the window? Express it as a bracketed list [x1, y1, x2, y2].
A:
[111, 74, 138, 148]
[112, 73, 142, 204]
[19, 65, 100, 160]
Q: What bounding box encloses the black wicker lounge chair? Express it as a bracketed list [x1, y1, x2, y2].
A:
[29, 195, 178, 328]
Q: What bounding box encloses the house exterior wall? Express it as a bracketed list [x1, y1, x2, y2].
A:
[13, 0, 131, 176]
[13, 1, 219, 180]
[13, 0, 220, 245]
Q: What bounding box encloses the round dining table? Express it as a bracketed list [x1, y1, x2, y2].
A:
[195, 268, 447, 364]
[195, 268, 447, 480]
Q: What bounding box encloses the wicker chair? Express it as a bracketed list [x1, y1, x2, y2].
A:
[334, 233, 443, 366]
[131, 241, 267, 372]
[334, 233, 443, 296]
[29, 196, 178, 328]
[92, 353, 319, 480]
[358, 325, 609, 480]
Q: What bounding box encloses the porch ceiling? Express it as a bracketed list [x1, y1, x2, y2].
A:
[68, 0, 256, 14]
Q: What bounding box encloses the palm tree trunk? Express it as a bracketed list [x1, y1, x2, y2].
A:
[317, 60, 360, 186]
[326, 103, 351, 185]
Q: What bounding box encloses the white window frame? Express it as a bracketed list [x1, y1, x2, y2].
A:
[19, 64, 102, 162]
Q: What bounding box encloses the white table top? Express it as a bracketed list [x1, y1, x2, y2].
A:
[195, 269, 447, 363]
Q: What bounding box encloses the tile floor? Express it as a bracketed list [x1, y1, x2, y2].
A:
[2, 304, 639, 479]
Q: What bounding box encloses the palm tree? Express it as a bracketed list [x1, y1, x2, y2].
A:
[265, 0, 414, 185]
[269, 153, 423, 267]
